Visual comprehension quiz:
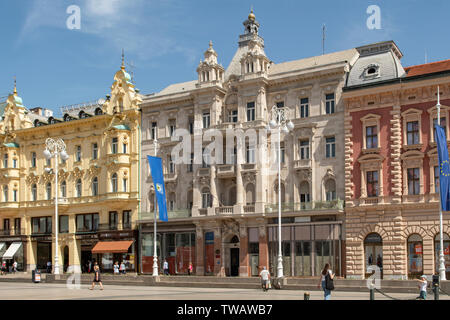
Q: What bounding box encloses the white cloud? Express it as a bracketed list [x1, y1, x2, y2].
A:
[16, 0, 197, 64]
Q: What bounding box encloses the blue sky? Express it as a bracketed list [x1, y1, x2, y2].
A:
[0, 0, 449, 115]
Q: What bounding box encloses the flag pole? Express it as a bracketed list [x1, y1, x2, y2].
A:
[437, 86, 447, 281]
[152, 139, 159, 277]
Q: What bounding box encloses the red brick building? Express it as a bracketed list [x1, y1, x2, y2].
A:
[343, 41, 450, 279]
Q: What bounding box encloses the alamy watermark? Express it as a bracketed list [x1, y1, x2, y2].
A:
[366, 265, 382, 290]
[66, 5, 81, 30]
[366, 5, 381, 30]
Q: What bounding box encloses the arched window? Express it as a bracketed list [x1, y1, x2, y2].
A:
[407, 234, 423, 278]
[228, 186, 236, 206]
[31, 184, 37, 201]
[111, 173, 118, 193]
[92, 177, 98, 196]
[95, 108, 103, 115]
[274, 182, 286, 204]
[61, 181, 66, 198]
[325, 179, 336, 201]
[364, 233, 383, 279]
[434, 233, 450, 278]
[76, 179, 82, 198]
[245, 184, 255, 205]
[46, 183, 52, 200]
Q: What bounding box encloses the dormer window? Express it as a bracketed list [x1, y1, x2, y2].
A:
[363, 64, 380, 80]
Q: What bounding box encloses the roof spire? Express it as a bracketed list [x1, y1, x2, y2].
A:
[13, 76, 17, 96]
[121, 48, 125, 70]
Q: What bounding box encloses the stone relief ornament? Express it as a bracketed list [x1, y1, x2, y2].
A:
[242, 172, 256, 184]
[72, 166, 84, 179]
[297, 169, 312, 182]
[42, 172, 54, 183]
[88, 165, 102, 177]
[26, 173, 39, 185]
[58, 169, 69, 181]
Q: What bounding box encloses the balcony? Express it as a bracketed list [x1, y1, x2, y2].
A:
[75, 226, 99, 234]
[244, 205, 255, 213]
[265, 200, 344, 213]
[293, 159, 312, 170]
[104, 192, 130, 201]
[0, 168, 20, 179]
[197, 167, 210, 176]
[215, 206, 234, 215]
[98, 224, 118, 231]
[198, 209, 208, 216]
[241, 163, 257, 171]
[106, 153, 130, 164]
[217, 164, 235, 177]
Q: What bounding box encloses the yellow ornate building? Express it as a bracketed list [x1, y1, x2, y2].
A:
[0, 62, 142, 273]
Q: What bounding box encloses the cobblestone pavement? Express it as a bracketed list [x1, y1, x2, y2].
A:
[0, 282, 447, 300]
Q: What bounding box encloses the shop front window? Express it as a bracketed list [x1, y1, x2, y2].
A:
[364, 233, 383, 279]
[407, 234, 423, 278]
[435, 233, 450, 279]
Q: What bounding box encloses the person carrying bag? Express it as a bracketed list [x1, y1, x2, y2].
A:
[317, 263, 335, 300]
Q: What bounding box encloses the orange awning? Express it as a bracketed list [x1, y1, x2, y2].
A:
[91, 241, 133, 254]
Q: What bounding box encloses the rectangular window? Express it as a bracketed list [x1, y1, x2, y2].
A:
[203, 112, 210, 129]
[76, 214, 98, 232]
[46, 157, 51, 167]
[202, 193, 211, 208]
[112, 138, 118, 154]
[435, 166, 440, 193]
[14, 218, 21, 234]
[202, 148, 211, 168]
[59, 216, 69, 233]
[228, 110, 238, 123]
[3, 219, 10, 231]
[188, 153, 194, 173]
[109, 211, 118, 230]
[247, 102, 255, 121]
[407, 121, 420, 145]
[326, 137, 336, 158]
[188, 117, 194, 134]
[123, 178, 127, 192]
[31, 152, 36, 168]
[300, 98, 309, 118]
[13, 189, 17, 202]
[13, 158, 17, 168]
[408, 168, 420, 195]
[3, 154, 8, 168]
[32, 217, 52, 234]
[246, 145, 255, 163]
[151, 122, 157, 140]
[123, 210, 131, 229]
[300, 140, 310, 160]
[325, 93, 335, 114]
[169, 155, 174, 173]
[76, 146, 81, 162]
[169, 119, 176, 137]
[122, 143, 127, 154]
[366, 125, 378, 149]
[3, 186, 8, 202]
[366, 171, 379, 197]
[92, 143, 98, 159]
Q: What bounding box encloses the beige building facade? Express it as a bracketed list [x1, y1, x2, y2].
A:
[0, 62, 142, 273]
[139, 11, 353, 277]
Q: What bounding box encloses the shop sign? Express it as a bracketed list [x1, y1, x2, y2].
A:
[445, 246, 450, 255]
[75, 234, 98, 240]
[31, 236, 52, 241]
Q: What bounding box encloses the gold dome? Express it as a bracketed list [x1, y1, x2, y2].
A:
[248, 10, 255, 21]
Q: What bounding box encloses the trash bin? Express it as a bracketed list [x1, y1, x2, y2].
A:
[32, 269, 41, 283]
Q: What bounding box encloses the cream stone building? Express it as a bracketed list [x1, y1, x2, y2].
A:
[138, 11, 355, 277]
[0, 62, 142, 273]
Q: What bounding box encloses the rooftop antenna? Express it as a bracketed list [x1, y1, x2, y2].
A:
[322, 24, 326, 55]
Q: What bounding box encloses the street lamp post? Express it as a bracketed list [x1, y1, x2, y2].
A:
[44, 138, 69, 275]
[268, 105, 294, 278]
[152, 138, 159, 277]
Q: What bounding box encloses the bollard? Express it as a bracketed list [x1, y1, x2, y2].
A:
[304, 292, 310, 300]
[434, 284, 439, 300]
[370, 288, 375, 300]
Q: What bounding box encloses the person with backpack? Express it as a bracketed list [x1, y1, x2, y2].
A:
[317, 263, 335, 300]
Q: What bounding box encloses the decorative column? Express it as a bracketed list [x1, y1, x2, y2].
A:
[214, 226, 222, 275]
[390, 94, 403, 203]
[258, 223, 269, 274]
[256, 86, 267, 121]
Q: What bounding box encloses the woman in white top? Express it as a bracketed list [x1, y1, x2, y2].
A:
[317, 263, 334, 300]
[113, 262, 120, 275]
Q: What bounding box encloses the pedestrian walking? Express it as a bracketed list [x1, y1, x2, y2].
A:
[1, 261, 6, 275]
[120, 261, 126, 274]
[89, 263, 104, 290]
[46, 261, 51, 273]
[317, 263, 335, 300]
[163, 259, 169, 275]
[259, 266, 270, 292]
[12, 261, 17, 273]
[188, 262, 193, 276]
[415, 275, 427, 300]
[113, 261, 120, 275]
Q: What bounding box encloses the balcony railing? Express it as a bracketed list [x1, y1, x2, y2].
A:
[265, 200, 344, 213]
[1, 228, 26, 236]
[244, 205, 255, 213]
[75, 226, 99, 234]
[98, 224, 118, 231]
[215, 206, 233, 215]
[138, 209, 192, 220]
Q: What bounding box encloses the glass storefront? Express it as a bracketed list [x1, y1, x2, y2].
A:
[364, 233, 383, 279]
[36, 242, 51, 271]
[434, 233, 450, 279]
[407, 234, 423, 278]
[141, 231, 195, 274]
[268, 223, 341, 277]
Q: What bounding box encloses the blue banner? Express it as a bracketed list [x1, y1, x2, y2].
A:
[147, 156, 168, 221]
[435, 124, 450, 211]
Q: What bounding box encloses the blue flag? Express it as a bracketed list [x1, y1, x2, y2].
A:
[435, 124, 450, 211]
[147, 156, 168, 221]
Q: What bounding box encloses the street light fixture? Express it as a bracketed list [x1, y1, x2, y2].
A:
[44, 138, 69, 275]
[268, 105, 294, 279]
